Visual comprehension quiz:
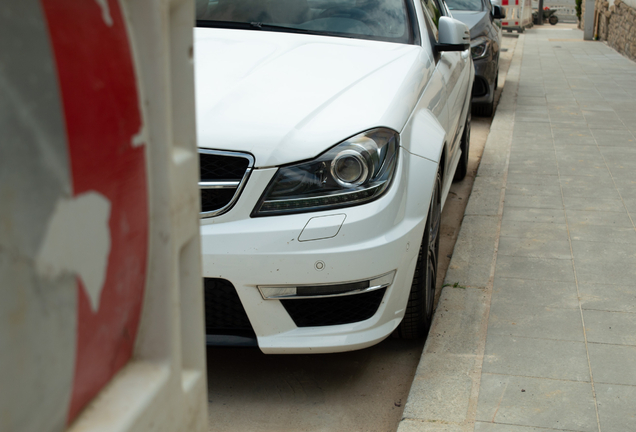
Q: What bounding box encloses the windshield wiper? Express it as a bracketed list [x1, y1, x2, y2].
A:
[197, 20, 308, 33]
[196, 20, 354, 39]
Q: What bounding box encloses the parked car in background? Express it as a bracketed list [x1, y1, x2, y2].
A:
[447, 0, 505, 116]
[194, 0, 473, 353]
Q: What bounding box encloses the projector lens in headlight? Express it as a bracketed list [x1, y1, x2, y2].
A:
[331, 149, 370, 186]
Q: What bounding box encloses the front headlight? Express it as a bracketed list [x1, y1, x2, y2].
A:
[471, 40, 489, 59]
[252, 128, 399, 217]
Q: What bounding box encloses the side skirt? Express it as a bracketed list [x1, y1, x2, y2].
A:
[440, 146, 461, 210]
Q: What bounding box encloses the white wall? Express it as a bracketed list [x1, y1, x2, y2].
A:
[623, 0, 636, 9]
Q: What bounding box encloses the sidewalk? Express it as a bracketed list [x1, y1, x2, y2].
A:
[399, 26, 636, 432]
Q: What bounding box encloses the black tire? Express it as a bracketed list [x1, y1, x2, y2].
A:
[473, 100, 494, 117]
[396, 171, 441, 339]
[549, 15, 558, 25]
[454, 108, 471, 182]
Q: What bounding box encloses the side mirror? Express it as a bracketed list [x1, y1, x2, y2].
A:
[492, 5, 506, 19]
[437, 17, 470, 52]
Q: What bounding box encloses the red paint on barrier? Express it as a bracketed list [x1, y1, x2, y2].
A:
[502, 21, 509, 25]
[40, 0, 148, 424]
[502, 0, 509, 5]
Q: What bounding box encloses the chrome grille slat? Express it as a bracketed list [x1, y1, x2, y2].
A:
[199, 180, 241, 189]
[199, 149, 254, 218]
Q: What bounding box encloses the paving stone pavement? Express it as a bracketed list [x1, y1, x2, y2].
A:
[399, 26, 636, 432]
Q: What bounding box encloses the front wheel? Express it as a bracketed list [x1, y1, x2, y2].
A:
[549, 15, 558, 25]
[473, 100, 494, 117]
[396, 170, 441, 339]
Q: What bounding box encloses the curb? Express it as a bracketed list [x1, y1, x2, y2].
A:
[396, 35, 525, 432]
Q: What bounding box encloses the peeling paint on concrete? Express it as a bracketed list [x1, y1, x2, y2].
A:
[36, 192, 111, 312]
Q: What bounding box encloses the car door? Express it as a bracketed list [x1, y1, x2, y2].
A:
[487, 0, 502, 65]
[418, 0, 448, 135]
[420, 0, 469, 168]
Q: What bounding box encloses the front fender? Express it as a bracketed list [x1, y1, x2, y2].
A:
[400, 108, 446, 164]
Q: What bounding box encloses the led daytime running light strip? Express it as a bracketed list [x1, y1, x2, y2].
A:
[259, 183, 383, 213]
[258, 271, 396, 300]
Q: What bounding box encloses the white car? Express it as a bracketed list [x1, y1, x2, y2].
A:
[195, 0, 473, 353]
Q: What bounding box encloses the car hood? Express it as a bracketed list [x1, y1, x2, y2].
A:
[450, 10, 489, 39]
[194, 28, 428, 167]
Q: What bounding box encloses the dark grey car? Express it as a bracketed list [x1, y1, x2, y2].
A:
[447, 0, 505, 116]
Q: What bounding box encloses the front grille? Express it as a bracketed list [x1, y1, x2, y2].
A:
[280, 288, 386, 327]
[199, 149, 254, 217]
[472, 77, 488, 97]
[204, 278, 255, 337]
[201, 188, 236, 213]
[200, 153, 249, 180]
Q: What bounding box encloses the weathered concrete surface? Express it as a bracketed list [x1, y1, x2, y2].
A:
[402, 288, 489, 424]
[403, 25, 636, 432]
[397, 32, 524, 432]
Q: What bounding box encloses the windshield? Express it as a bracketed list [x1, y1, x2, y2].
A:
[196, 0, 413, 44]
[445, 0, 483, 11]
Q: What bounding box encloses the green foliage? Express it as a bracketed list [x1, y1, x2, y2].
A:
[575, 0, 582, 21]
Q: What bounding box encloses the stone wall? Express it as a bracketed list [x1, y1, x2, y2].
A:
[595, 0, 636, 60]
[580, 0, 585, 28]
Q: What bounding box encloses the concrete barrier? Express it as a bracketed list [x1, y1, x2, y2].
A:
[0, 1, 207, 431]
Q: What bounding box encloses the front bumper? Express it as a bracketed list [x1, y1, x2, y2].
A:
[471, 56, 497, 105]
[200, 149, 438, 353]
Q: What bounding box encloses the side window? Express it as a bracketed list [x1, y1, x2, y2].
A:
[420, 0, 444, 41]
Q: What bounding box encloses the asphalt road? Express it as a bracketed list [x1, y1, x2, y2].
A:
[206, 35, 519, 432]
